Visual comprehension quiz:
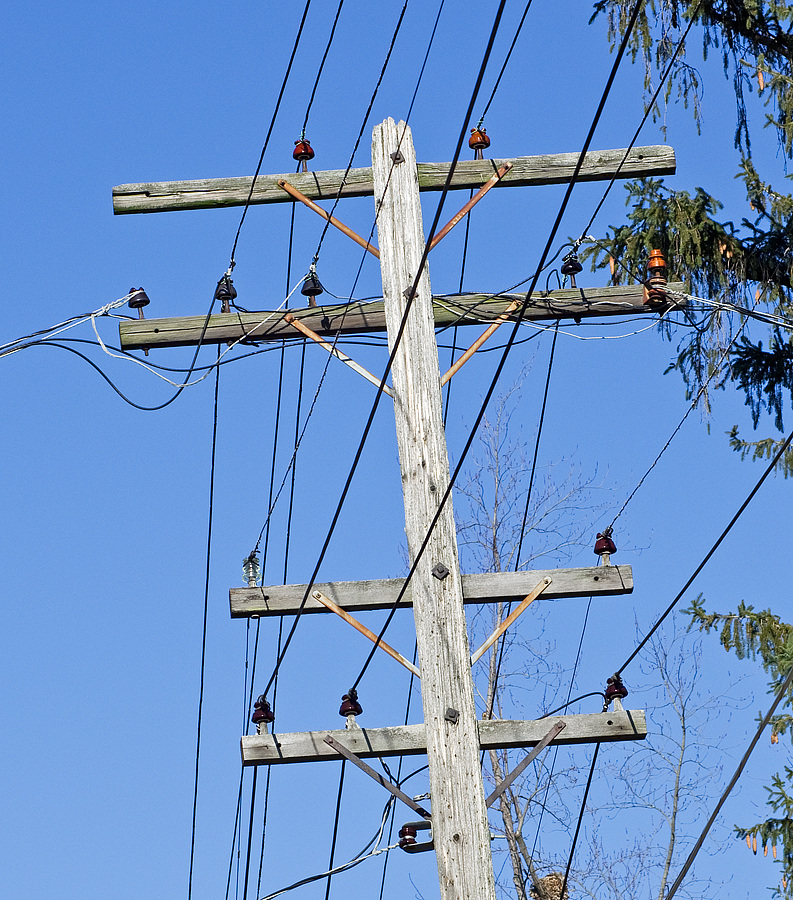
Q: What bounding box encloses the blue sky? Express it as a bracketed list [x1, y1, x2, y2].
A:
[2, 2, 790, 899]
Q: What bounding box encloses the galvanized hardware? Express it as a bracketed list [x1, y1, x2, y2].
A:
[293, 138, 315, 173]
[390, 149, 405, 164]
[445, 708, 459, 725]
[399, 819, 433, 853]
[311, 590, 417, 675]
[603, 673, 629, 711]
[468, 127, 490, 160]
[593, 527, 616, 565]
[214, 274, 237, 313]
[645, 248, 668, 305]
[485, 721, 566, 808]
[432, 563, 450, 580]
[470, 577, 552, 666]
[560, 251, 584, 289]
[128, 287, 150, 319]
[323, 734, 431, 818]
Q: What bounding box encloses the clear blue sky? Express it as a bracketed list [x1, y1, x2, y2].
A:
[2, 2, 788, 899]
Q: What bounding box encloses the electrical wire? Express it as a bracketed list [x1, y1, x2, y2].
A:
[617, 420, 793, 676]
[187, 346, 221, 900]
[476, 0, 534, 127]
[665, 662, 793, 900]
[300, 0, 345, 139]
[229, 0, 313, 268]
[559, 743, 600, 900]
[323, 762, 347, 900]
[351, 0, 644, 690]
[255, 800, 399, 900]
[257, 0, 510, 699]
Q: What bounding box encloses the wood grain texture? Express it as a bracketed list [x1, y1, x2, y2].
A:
[118, 284, 685, 350]
[241, 711, 648, 765]
[229, 565, 633, 618]
[373, 118, 496, 900]
[112, 145, 675, 213]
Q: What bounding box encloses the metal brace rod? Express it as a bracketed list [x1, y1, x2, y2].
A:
[439, 297, 521, 387]
[323, 734, 431, 818]
[485, 721, 566, 808]
[312, 590, 420, 678]
[470, 577, 552, 665]
[284, 315, 395, 398]
[428, 162, 513, 251]
[278, 180, 380, 258]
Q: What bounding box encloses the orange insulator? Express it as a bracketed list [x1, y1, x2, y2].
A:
[293, 139, 315, 172]
[645, 248, 668, 305]
[468, 127, 490, 159]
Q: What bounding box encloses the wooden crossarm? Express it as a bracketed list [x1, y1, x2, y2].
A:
[241, 711, 647, 766]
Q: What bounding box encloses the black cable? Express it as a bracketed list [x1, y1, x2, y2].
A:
[577, 1, 704, 244]
[515, 322, 558, 570]
[665, 662, 793, 900]
[540, 691, 606, 719]
[351, 0, 644, 691]
[187, 345, 221, 900]
[312, 0, 411, 265]
[559, 742, 600, 900]
[301, 0, 345, 139]
[259, 0, 510, 699]
[477, 0, 534, 127]
[617, 422, 793, 675]
[229, 0, 313, 267]
[242, 768, 259, 900]
[323, 762, 347, 900]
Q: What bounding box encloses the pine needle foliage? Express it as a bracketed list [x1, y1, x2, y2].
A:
[688, 595, 793, 896]
[584, 3, 793, 471]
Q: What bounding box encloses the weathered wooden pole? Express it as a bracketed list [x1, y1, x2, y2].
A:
[372, 117, 497, 900]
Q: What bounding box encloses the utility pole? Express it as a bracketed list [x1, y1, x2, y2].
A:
[114, 121, 670, 900]
[372, 117, 496, 900]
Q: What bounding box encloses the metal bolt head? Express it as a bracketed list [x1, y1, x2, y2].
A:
[432, 563, 450, 580]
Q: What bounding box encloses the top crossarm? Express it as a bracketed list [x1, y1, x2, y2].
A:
[112, 145, 675, 214]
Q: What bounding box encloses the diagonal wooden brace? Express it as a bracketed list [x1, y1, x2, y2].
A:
[285, 315, 395, 398]
[470, 577, 552, 666]
[323, 734, 431, 818]
[427, 162, 513, 251]
[485, 720, 566, 808]
[312, 590, 420, 677]
[278, 180, 380, 258]
[439, 296, 522, 387]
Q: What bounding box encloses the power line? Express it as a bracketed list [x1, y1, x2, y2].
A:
[187, 346, 222, 900]
[617, 421, 793, 676]
[300, 0, 346, 139]
[476, 0, 534, 127]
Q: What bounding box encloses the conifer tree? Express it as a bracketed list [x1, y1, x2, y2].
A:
[585, 2, 793, 469]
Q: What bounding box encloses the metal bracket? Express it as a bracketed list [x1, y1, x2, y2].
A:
[312, 590, 420, 677]
[470, 577, 552, 665]
[323, 734, 431, 818]
[485, 720, 566, 808]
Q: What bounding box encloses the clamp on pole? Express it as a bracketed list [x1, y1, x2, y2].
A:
[470, 577, 551, 665]
[284, 315, 395, 398]
[312, 590, 419, 677]
[278, 180, 380, 259]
